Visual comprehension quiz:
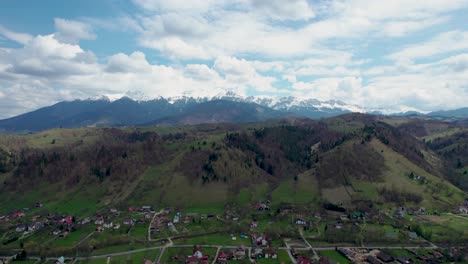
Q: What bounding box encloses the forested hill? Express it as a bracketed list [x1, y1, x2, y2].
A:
[0, 114, 466, 216]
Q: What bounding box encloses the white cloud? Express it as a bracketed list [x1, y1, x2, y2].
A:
[389, 31, 468, 62]
[250, 0, 315, 20]
[106, 52, 151, 73]
[0, 25, 32, 44]
[130, 0, 468, 60]
[381, 17, 448, 37]
[2, 34, 98, 79]
[1, 1, 468, 118]
[132, 0, 220, 12]
[54, 18, 96, 44]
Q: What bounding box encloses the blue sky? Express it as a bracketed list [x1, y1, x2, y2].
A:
[0, 0, 468, 118]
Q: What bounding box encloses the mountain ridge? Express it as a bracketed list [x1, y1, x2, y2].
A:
[0, 91, 467, 132]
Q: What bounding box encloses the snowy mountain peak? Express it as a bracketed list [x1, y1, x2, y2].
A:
[87, 95, 111, 102]
[123, 91, 159, 102]
[87, 91, 365, 115]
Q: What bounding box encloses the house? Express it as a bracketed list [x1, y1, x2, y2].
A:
[15, 225, 26, 233]
[250, 221, 258, 229]
[234, 246, 246, 259]
[295, 218, 307, 225]
[94, 217, 104, 225]
[52, 229, 61, 235]
[80, 217, 91, 225]
[200, 214, 207, 219]
[59, 231, 69, 238]
[13, 211, 25, 218]
[35, 202, 44, 208]
[217, 252, 228, 263]
[174, 214, 180, 223]
[265, 248, 277, 259]
[459, 206, 468, 214]
[193, 246, 203, 259]
[27, 224, 35, 232]
[145, 213, 152, 219]
[128, 207, 137, 212]
[297, 256, 311, 264]
[103, 221, 113, 228]
[251, 247, 263, 258]
[339, 215, 348, 221]
[141, 206, 153, 212]
[143, 258, 153, 264]
[377, 252, 394, 263]
[255, 203, 270, 211]
[183, 216, 191, 224]
[251, 233, 270, 247]
[113, 223, 121, 229]
[33, 221, 44, 230]
[62, 216, 73, 225]
[168, 222, 176, 232]
[96, 226, 104, 232]
[123, 218, 134, 225]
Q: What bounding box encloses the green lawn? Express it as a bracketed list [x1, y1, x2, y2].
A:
[271, 171, 320, 206]
[129, 225, 148, 241]
[173, 233, 250, 246]
[319, 250, 351, 264]
[160, 247, 194, 264]
[48, 225, 95, 248]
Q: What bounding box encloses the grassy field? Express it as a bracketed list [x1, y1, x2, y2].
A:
[422, 127, 468, 141]
[271, 170, 320, 205]
[173, 233, 250, 246]
[318, 250, 351, 264]
[356, 139, 466, 209]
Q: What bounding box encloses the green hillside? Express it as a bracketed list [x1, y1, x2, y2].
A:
[0, 114, 465, 216]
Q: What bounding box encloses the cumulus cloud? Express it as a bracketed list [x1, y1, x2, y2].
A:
[106, 52, 151, 73]
[3, 33, 98, 78]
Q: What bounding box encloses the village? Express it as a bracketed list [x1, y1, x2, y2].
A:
[0, 200, 467, 264]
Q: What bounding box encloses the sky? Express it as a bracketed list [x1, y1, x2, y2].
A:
[0, 0, 468, 118]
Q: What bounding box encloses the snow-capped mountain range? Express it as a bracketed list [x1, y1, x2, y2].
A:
[1, 90, 465, 132]
[91, 90, 365, 114]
